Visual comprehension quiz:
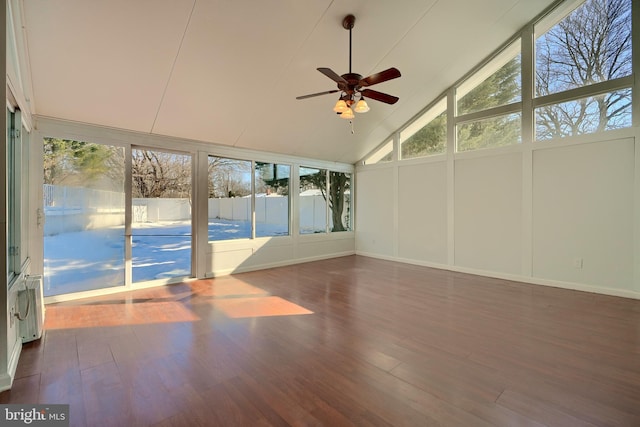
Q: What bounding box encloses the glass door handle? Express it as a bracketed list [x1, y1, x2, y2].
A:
[36, 208, 44, 227]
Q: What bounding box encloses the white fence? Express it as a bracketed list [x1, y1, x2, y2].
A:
[44, 185, 338, 235]
[44, 184, 125, 235]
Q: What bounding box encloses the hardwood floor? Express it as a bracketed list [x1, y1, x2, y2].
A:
[2, 255, 640, 426]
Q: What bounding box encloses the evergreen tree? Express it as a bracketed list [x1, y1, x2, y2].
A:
[43, 137, 123, 190]
[457, 56, 521, 151]
[401, 113, 446, 159]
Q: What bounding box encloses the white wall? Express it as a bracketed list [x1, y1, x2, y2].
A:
[356, 131, 640, 299]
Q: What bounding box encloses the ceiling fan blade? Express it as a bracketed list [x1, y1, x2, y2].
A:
[296, 89, 340, 100]
[359, 67, 401, 87]
[361, 89, 399, 105]
[317, 68, 348, 87]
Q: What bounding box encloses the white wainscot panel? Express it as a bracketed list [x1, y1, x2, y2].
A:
[454, 152, 523, 274]
[208, 237, 291, 275]
[355, 168, 395, 256]
[398, 161, 447, 263]
[532, 138, 634, 291]
[209, 247, 254, 275]
[296, 234, 355, 260]
[247, 239, 296, 267]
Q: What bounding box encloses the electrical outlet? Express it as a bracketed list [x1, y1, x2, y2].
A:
[573, 257, 583, 269]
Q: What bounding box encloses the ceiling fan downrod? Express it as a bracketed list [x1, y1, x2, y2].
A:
[343, 15, 355, 74]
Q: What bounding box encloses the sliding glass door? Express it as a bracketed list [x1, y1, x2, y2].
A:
[42, 141, 193, 296]
[131, 148, 192, 282]
[43, 138, 125, 296]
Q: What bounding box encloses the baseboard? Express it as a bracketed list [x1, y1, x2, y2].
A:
[356, 251, 640, 300]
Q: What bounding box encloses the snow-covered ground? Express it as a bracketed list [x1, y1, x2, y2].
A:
[44, 220, 287, 296]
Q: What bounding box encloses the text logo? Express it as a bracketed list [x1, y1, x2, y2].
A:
[1, 405, 69, 426]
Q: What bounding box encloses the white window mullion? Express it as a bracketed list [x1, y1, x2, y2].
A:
[124, 145, 132, 287]
[251, 160, 256, 239]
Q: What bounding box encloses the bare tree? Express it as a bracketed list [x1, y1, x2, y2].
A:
[132, 150, 191, 198]
[535, 0, 631, 139]
[207, 157, 251, 198]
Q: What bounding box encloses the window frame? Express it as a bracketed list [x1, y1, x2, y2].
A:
[363, 138, 394, 165]
[7, 107, 22, 281]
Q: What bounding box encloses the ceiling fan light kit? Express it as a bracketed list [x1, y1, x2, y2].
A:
[296, 14, 401, 125]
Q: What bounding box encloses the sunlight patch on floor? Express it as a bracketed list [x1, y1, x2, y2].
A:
[45, 300, 200, 329]
[213, 296, 313, 318]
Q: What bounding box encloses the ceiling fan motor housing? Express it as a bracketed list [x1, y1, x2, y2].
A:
[338, 73, 363, 93]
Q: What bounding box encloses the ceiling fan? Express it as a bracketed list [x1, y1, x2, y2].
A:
[296, 14, 401, 120]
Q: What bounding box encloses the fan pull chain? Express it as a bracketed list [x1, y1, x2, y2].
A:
[350, 120, 354, 134]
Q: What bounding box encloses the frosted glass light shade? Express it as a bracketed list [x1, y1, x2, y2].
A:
[354, 99, 370, 113]
[333, 100, 349, 113]
[340, 108, 354, 119]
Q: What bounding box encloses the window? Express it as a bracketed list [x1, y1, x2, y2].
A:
[362, 0, 635, 163]
[457, 42, 521, 115]
[455, 40, 522, 151]
[457, 113, 522, 152]
[534, 0, 632, 139]
[208, 156, 252, 241]
[364, 139, 393, 164]
[400, 98, 447, 159]
[535, 0, 632, 96]
[132, 148, 192, 283]
[329, 172, 351, 232]
[535, 89, 632, 140]
[255, 162, 290, 237]
[299, 167, 327, 234]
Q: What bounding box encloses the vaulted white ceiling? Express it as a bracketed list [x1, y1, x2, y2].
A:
[20, 0, 557, 164]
